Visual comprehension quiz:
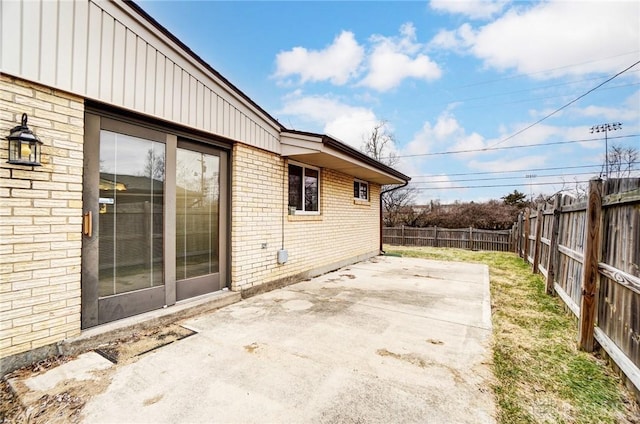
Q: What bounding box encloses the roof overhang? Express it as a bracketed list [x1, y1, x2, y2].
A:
[281, 131, 410, 185]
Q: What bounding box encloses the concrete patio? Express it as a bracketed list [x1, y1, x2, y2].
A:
[15, 255, 496, 423]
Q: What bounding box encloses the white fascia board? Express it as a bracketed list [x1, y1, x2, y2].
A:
[281, 132, 323, 155]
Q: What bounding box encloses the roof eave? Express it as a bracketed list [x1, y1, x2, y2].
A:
[281, 131, 410, 185]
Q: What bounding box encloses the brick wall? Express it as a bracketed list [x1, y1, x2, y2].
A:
[0, 74, 84, 362]
[231, 144, 380, 292]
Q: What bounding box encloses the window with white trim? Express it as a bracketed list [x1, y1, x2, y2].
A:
[288, 163, 319, 213]
[354, 179, 369, 201]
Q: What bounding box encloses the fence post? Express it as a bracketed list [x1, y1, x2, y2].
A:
[523, 208, 531, 263]
[434, 226, 438, 248]
[401, 225, 405, 246]
[469, 227, 473, 250]
[532, 205, 544, 273]
[578, 179, 603, 352]
[518, 212, 524, 256]
[545, 193, 562, 295]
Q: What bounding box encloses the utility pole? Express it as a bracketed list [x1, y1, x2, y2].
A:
[590, 122, 622, 178]
[525, 174, 537, 205]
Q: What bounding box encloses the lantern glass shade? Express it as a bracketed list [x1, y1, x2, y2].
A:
[7, 114, 42, 166]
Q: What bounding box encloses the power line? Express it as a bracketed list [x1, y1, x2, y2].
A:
[485, 60, 640, 149]
[433, 75, 640, 108]
[450, 50, 640, 90]
[411, 180, 593, 191]
[410, 163, 606, 178]
[411, 170, 605, 185]
[392, 134, 637, 159]
[410, 168, 640, 185]
[450, 82, 640, 112]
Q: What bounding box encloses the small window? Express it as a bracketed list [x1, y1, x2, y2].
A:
[354, 180, 369, 201]
[288, 163, 319, 213]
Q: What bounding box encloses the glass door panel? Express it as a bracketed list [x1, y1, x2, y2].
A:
[98, 130, 165, 297]
[176, 147, 220, 287]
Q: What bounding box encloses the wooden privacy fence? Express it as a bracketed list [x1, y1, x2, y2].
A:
[383, 226, 512, 251]
[513, 178, 640, 394]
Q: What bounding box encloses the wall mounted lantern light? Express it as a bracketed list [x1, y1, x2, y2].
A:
[7, 113, 43, 166]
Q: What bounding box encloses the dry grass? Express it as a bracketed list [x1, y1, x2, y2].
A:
[385, 245, 639, 424]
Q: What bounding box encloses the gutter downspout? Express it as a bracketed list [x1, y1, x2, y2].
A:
[380, 181, 409, 255]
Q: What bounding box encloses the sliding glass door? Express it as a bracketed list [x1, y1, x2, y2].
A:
[82, 114, 228, 328]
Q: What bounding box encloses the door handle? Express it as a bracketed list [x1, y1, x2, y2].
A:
[83, 211, 92, 238]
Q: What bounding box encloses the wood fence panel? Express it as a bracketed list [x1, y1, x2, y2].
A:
[538, 207, 554, 277]
[382, 226, 511, 251]
[556, 197, 587, 307]
[533, 206, 544, 274]
[545, 194, 563, 294]
[516, 178, 640, 392]
[557, 251, 584, 308]
[516, 212, 524, 258]
[527, 209, 537, 263]
[597, 178, 640, 372]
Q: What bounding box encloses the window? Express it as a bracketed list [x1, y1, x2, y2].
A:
[354, 179, 369, 201]
[288, 163, 319, 213]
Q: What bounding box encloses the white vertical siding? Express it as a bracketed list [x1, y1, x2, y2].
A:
[145, 46, 156, 113]
[100, 15, 115, 102]
[1, 1, 21, 75]
[155, 52, 166, 117]
[86, 3, 101, 99]
[71, 1, 89, 94]
[163, 58, 173, 118]
[112, 22, 127, 106]
[57, 1, 75, 89]
[188, 75, 197, 127]
[203, 86, 211, 131]
[134, 37, 147, 111]
[21, 1, 41, 82]
[1, 0, 281, 153]
[40, 0, 58, 87]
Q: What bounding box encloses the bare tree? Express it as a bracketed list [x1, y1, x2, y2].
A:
[556, 176, 588, 202]
[362, 121, 399, 167]
[361, 120, 414, 226]
[606, 144, 638, 178]
[382, 188, 415, 226]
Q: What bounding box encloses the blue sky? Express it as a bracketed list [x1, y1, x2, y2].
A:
[138, 0, 640, 204]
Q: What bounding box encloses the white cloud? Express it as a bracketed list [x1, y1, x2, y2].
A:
[274, 23, 442, 90]
[274, 31, 364, 85]
[468, 155, 547, 173]
[399, 110, 489, 178]
[324, 111, 380, 149]
[431, 1, 640, 79]
[276, 93, 378, 148]
[430, 0, 509, 20]
[360, 23, 442, 91]
[572, 90, 640, 123]
[402, 110, 487, 158]
[428, 23, 475, 51]
[451, 132, 486, 153]
[494, 122, 563, 148]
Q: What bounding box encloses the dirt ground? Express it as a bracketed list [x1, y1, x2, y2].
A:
[0, 323, 194, 424]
